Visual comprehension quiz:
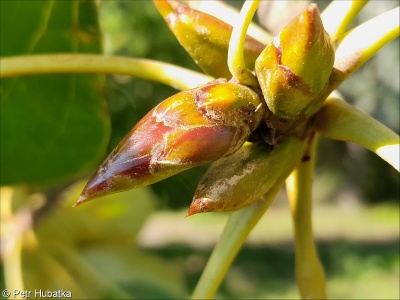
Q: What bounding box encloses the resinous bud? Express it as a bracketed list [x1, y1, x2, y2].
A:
[75, 80, 264, 206]
[187, 137, 305, 215]
[154, 0, 266, 79]
[255, 4, 334, 119]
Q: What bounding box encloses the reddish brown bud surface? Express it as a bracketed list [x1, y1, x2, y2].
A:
[75, 80, 264, 206]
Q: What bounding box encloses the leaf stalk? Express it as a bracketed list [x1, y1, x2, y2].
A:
[0, 54, 212, 90]
[228, 0, 260, 86]
[191, 183, 282, 299]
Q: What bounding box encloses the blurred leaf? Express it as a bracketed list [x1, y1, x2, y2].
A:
[0, 0, 110, 185]
[22, 183, 186, 299]
[37, 181, 158, 246]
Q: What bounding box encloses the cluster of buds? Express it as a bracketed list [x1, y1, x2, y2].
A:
[76, 1, 335, 213]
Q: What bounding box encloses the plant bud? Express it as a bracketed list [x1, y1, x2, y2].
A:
[187, 137, 305, 215]
[154, 0, 265, 79]
[255, 4, 334, 119]
[75, 80, 264, 206]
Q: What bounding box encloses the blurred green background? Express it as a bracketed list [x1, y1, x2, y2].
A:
[1, 1, 398, 299]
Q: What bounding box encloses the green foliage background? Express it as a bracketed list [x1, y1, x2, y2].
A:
[0, 1, 398, 299]
[1, 1, 109, 185]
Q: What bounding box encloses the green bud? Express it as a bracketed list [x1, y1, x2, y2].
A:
[154, 0, 265, 79]
[187, 137, 305, 215]
[255, 4, 334, 119]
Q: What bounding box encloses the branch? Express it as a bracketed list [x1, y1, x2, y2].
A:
[191, 183, 282, 299]
[286, 134, 327, 299]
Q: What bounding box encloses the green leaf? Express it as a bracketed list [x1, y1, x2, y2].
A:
[0, 0, 110, 185]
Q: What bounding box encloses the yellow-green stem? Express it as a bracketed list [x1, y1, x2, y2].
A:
[228, 0, 260, 87]
[185, 0, 272, 44]
[191, 183, 282, 299]
[321, 0, 368, 42]
[0, 54, 212, 90]
[1, 187, 28, 298]
[286, 135, 327, 299]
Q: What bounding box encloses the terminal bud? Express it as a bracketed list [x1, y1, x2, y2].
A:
[255, 4, 334, 119]
[76, 80, 264, 206]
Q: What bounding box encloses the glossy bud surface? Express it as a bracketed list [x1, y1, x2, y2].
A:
[76, 80, 264, 205]
[154, 0, 266, 79]
[255, 4, 334, 119]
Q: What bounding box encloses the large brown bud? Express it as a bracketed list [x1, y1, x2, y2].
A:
[75, 80, 264, 206]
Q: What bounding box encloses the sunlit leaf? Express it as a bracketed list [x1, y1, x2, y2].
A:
[0, 0, 110, 185]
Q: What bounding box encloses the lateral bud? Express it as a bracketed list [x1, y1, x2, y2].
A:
[187, 137, 305, 215]
[154, 0, 266, 79]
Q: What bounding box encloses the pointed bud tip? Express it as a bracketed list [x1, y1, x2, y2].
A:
[185, 202, 200, 217]
[306, 3, 323, 34]
[308, 3, 318, 13]
[73, 194, 89, 207]
[186, 198, 209, 217]
[153, 0, 176, 18]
